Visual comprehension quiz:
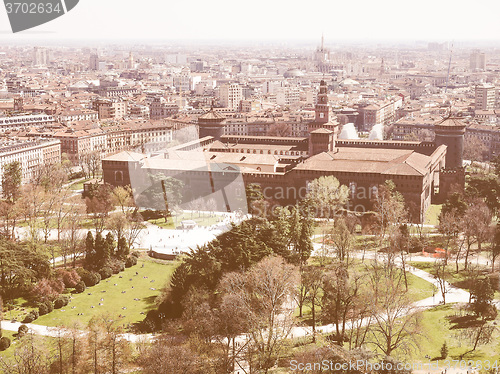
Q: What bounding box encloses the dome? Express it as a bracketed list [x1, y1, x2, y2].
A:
[283, 69, 304, 78]
[340, 78, 360, 86]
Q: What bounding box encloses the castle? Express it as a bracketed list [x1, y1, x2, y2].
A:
[102, 81, 464, 223]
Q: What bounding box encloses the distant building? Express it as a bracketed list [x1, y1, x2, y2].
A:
[0, 114, 56, 133]
[356, 97, 403, 132]
[89, 53, 99, 71]
[149, 97, 179, 120]
[219, 83, 243, 110]
[33, 47, 50, 66]
[470, 49, 486, 71]
[475, 84, 496, 112]
[0, 139, 61, 189]
[314, 35, 332, 73]
[93, 99, 129, 120]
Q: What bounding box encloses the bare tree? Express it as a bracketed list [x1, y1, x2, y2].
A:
[22, 184, 46, 244]
[110, 186, 134, 214]
[327, 217, 354, 266]
[266, 123, 292, 137]
[322, 263, 363, 346]
[433, 259, 449, 305]
[438, 211, 461, 266]
[368, 275, 422, 357]
[220, 256, 299, 374]
[303, 266, 323, 342]
[138, 336, 203, 374]
[61, 199, 86, 267]
[80, 151, 102, 179]
[0, 331, 52, 374]
[458, 322, 496, 358]
[372, 180, 407, 246]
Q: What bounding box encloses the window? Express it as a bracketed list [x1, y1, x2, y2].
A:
[115, 171, 123, 182]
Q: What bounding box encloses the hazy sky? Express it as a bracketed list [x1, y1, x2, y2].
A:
[1, 0, 500, 42]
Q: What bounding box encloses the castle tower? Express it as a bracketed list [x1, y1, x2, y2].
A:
[309, 128, 335, 156]
[434, 117, 466, 169]
[197, 108, 226, 141]
[314, 80, 330, 123]
[13, 97, 23, 111]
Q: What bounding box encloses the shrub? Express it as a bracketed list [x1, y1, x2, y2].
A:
[0, 337, 10, 351]
[131, 251, 140, 258]
[99, 267, 113, 280]
[45, 300, 54, 313]
[54, 295, 69, 309]
[18, 324, 29, 336]
[141, 210, 163, 221]
[57, 268, 81, 288]
[75, 281, 86, 293]
[31, 278, 64, 303]
[77, 268, 100, 287]
[125, 256, 138, 268]
[39, 300, 54, 316]
[23, 310, 39, 323]
[38, 303, 49, 316]
[108, 258, 125, 274]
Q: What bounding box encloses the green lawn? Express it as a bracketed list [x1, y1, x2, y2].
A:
[0, 330, 22, 360]
[3, 297, 34, 323]
[409, 304, 500, 362]
[409, 261, 491, 292]
[34, 258, 177, 329]
[147, 211, 222, 229]
[424, 204, 442, 226]
[69, 178, 91, 191]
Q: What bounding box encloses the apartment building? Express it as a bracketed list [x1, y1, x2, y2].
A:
[0, 139, 61, 187]
[0, 114, 56, 133]
[219, 83, 243, 110]
[475, 84, 496, 112]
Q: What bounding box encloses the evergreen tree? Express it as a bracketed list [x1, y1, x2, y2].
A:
[93, 232, 106, 269]
[471, 278, 497, 320]
[84, 231, 96, 269]
[104, 232, 115, 259]
[116, 236, 129, 259]
[2, 161, 21, 202]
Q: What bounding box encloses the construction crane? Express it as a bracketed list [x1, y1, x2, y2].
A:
[444, 42, 454, 93]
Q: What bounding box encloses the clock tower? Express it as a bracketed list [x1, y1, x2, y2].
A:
[315, 80, 330, 124]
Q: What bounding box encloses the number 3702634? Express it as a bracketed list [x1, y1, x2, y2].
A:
[5, 2, 63, 14]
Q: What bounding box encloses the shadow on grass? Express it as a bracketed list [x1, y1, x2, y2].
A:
[142, 295, 157, 306]
[447, 314, 484, 329]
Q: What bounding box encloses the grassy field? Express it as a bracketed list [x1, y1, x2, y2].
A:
[408, 304, 500, 362]
[35, 258, 177, 329]
[147, 211, 222, 229]
[289, 304, 500, 365]
[424, 204, 442, 226]
[69, 178, 92, 191]
[409, 261, 492, 292]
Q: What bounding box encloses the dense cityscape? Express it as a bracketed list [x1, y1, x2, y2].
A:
[0, 33, 498, 374]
